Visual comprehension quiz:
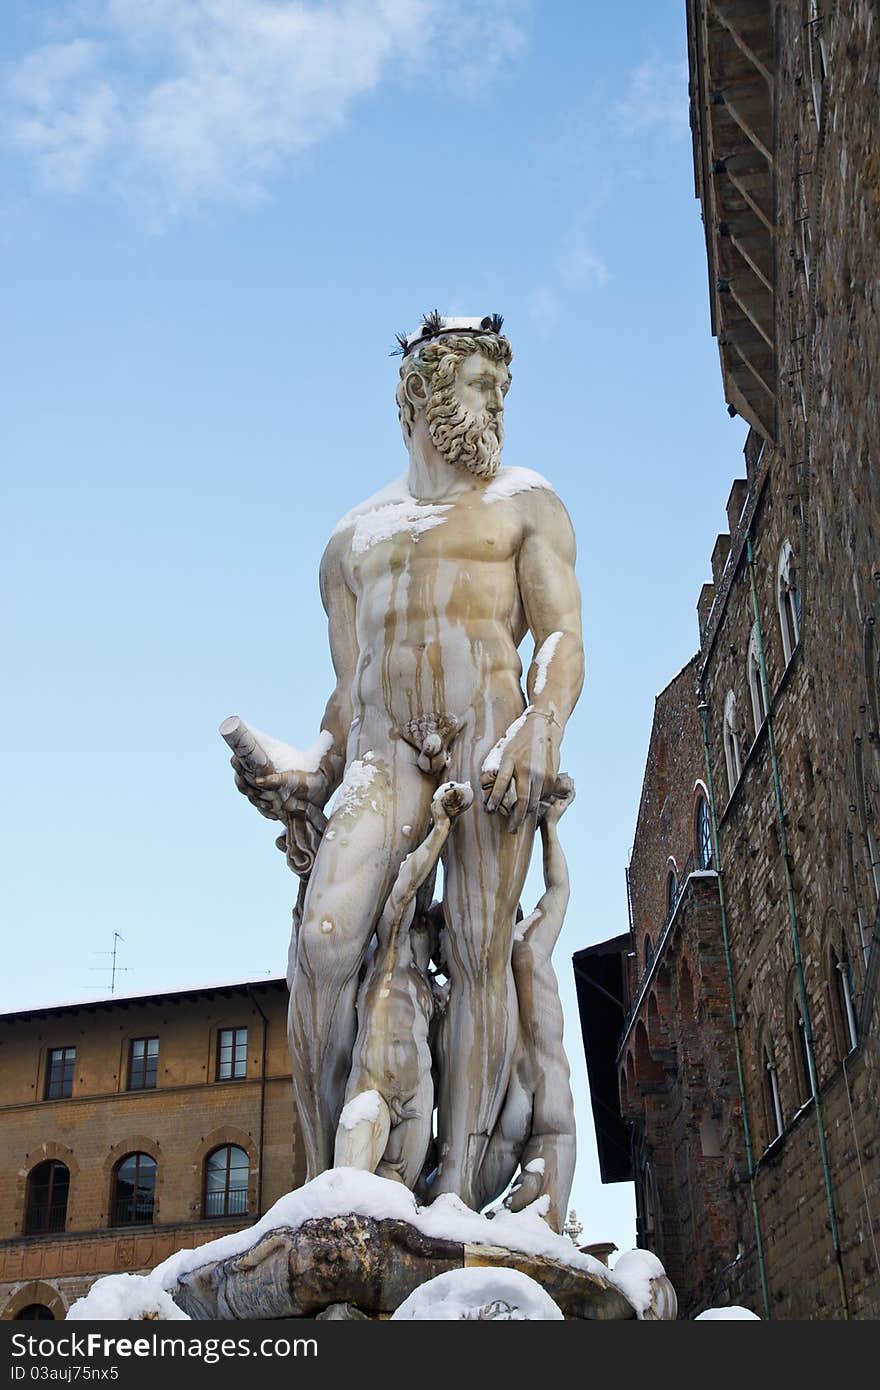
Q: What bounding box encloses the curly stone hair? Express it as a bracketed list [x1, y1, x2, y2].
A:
[395, 332, 513, 440]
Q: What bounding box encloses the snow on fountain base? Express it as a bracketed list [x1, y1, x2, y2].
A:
[68, 1168, 676, 1322]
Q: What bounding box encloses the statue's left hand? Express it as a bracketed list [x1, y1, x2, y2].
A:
[482, 710, 561, 834]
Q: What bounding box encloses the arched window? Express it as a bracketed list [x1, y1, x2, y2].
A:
[15, 1305, 54, 1320]
[777, 542, 802, 663]
[665, 866, 678, 921]
[112, 1153, 156, 1226]
[831, 941, 858, 1056]
[762, 1042, 784, 1145]
[723, 690, 743, 795]
[204, 1145, 249, 1219]
[747, 624, 767, 737]
[695, 796, 713, 870]
[791, 995, 816, 1106]
[25, 1161, 69, 1235]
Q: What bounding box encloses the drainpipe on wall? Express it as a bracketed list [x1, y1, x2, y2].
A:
[745, 532, 850, 1319]
[698, 695, 772, 1321]
[247, 987, 269, 1219]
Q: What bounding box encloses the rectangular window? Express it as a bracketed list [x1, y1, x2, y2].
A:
[128, 1037, 159, 1090]
[217, 1027, 248, 1080]
[45, 1046, 76, 1099]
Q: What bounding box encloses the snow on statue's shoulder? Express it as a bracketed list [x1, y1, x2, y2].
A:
[332, 475, 411, 536]
[481, 466, 555, 504]
[331, 476, 452, 556]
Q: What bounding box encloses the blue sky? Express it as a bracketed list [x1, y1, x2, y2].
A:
[2, 0, 747, 1253]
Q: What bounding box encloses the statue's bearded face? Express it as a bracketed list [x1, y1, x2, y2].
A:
[425, 350, 509, 479]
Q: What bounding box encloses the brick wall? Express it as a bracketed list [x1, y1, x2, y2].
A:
[612, 0, 880, 1320]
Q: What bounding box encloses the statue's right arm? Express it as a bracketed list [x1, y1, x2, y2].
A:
[315, 529, 358, 797]
[231, 531, 356, 821]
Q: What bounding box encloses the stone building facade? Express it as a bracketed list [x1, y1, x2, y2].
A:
[578, 1, 880, 1318]
[0, 979, 300, 1319]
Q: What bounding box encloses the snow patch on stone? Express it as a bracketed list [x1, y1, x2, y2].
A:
[533, 631, 562, 694]
[250, 727, 333, 774]
[338, 1091, 383, 1131]
[329, 760, 378, 817]
[695, 1305, 761, 1320]
[482, 708, 532, 775]
[68, 1169, 616, 1320]
[67, 1275, 190, 1322]
[608, 1248, 667, 1316]
[392, 1266, 564, 1320]
[481, 467, 554, 504]
[349, 499, 452, 554]
[332, 476, 411, 535]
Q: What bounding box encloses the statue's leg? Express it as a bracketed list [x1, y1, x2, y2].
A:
[474, 1043, 532, 1211]
[333, 1089, 392, 1174]
[288, 733, 433, 1178]
[431, 723, 535, 1209]
[376, 1068, 434, 1187]
[504, 942, 576, 1231]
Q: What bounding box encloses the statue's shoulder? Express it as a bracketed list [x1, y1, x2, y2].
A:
[480, 466, 557, 508]
[329, 474, 411, 543]
[481, 467, 568, 528]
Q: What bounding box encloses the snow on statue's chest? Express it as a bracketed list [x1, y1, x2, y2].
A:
[334, 468, 554, 586]
[346, 496, 520, 599]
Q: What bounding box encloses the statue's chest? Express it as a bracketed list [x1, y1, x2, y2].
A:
[347, 500, 518, 589]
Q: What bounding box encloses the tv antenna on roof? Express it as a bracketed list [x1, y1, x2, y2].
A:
[89, 932, 132, 995]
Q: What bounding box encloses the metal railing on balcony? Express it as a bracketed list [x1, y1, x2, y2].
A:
[204, 1187, 249, 1219]
[113, 1197, 154, 1226]
[25, 1202, 67, 1235]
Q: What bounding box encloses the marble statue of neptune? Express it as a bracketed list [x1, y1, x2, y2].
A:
[224, 314, 584, 1229]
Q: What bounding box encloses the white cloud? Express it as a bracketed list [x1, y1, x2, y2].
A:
[6, 39, 119, 190]
[615, 52, 689, 139]
[4, 0, 526, 208]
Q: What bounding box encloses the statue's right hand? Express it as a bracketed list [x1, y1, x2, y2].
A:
[231, 757, 329, 822]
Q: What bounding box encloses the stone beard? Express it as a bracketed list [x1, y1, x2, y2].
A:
[426, 376, 504, 478]
[396, 332, 512, 480]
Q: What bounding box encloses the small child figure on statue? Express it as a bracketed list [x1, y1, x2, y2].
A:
[333, 780, 473, 1186]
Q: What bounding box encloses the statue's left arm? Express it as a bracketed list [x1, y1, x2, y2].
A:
[485, 491, 584, 832]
